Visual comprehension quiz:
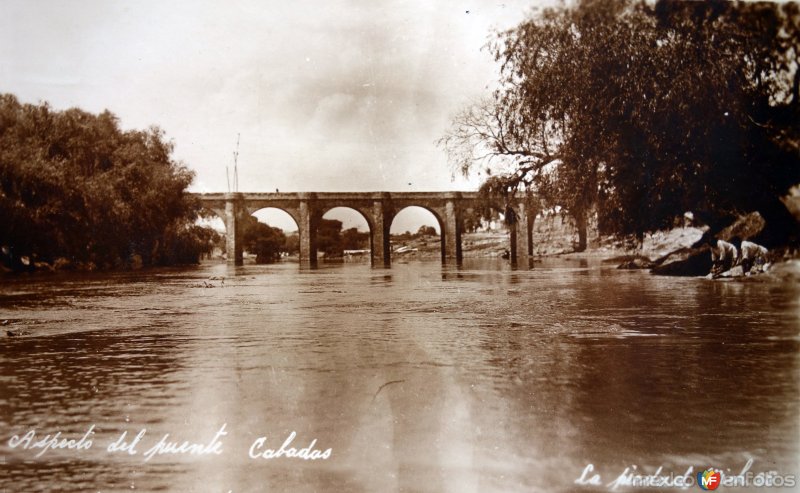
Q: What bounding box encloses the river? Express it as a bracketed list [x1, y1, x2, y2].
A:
[1, 259, 798, 492]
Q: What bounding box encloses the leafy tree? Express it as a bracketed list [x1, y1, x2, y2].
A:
[341, 227, 369, 250]
[0, 94, 203, 269]
[192, 225, 222, 260]
[317, 218, 344, 257]
[441, 0, 800, 247]
[462, 207, 491, 233]
[241, 215, 287, 264]
[284, 232, 300, 255]
[159, 224, 221, 265]
[416, 225, 437, 236]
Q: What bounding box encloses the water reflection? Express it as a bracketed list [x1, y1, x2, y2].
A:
[1, 260, 798, 492]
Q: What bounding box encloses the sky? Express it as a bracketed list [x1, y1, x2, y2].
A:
[0, 0, 544, 231]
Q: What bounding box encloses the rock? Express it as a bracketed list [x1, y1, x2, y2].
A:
[764, 259, 800, 283]
[715, 265, 745, 278]
[614, 255, 654, 269]
[650, 208, 791, 277]
[651, 245, 713, 276]
[6, 329, 31, 337]
[658, 211, 766, 277]
[716, 211, 766, 242]
[642, 226, 706, 259]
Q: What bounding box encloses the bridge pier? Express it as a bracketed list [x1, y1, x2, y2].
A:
[510, 200, 533, 268]
[371, 197, 392, 268]
[443, 197, 462, 263]
[224, 193, 244, 266]
[298, 195, 318, 267]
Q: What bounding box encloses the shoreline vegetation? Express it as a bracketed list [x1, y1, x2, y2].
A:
[4, 225, 800, 282]
[439, 0, 800, 263]
[0, 94, 218, 274]
[2, 85, 796, 277]
[3, 183, 799, 276]
[3, 2, 799, 276]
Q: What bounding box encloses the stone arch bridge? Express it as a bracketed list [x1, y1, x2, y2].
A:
[193, 192, 535, 267]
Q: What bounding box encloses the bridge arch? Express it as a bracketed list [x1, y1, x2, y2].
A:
[198, 205, 227, 224]
[389, 205, 443, 234]
[196, 206, 227, 234]
[243, 207, 300, 262]
[388, 205, 444, 262]
[317, 206, 373, 261]
[317, 205, 375, 233]
[249, 207, 300, 233]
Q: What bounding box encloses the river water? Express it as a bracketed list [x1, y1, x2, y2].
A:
[1, 259, 798, 492]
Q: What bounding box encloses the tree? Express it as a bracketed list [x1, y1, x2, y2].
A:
[241, 215, 287, 264]
[462, 207, 493, 233]
[416, 225, 437, 237]
[284, 232, 300, 255]
[317, 218, 344, 257]
[441, 0, 800, 247]
[193, 226, 222, 260]
[0, 94, 204, 269]
[160, 224, 221, 265]
[341, 227, 369, 250]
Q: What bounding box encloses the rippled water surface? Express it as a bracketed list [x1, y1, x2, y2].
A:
[2, 259, 799, 492]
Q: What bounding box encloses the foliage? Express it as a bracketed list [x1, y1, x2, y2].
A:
[284, 232, 300, 255]
[391, 224, 441, 242]
[342, 227, 369, 250]
[160, 224, 221, 265]
[416, 225, 437, 236]
[315, 222, 370, 255]
[440, 0, 800, 244]
[317, 218, 344, 257]
[0, 94, 205, 269]
[241, 215, 287, 263]
[462, 206, 493, 233]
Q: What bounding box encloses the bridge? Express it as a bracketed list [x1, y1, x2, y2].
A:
[193, 192, 535, 267]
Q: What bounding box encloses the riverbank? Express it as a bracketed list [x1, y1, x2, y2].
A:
[6, 225, 797, 278]
[391, 227, 706, 261]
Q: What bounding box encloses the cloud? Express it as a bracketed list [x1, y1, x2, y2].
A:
[0, 0, 539, 195]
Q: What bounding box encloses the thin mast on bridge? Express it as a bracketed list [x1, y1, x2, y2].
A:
[227, 133, 241, 193]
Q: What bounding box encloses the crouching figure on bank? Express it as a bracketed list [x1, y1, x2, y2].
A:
[706, 236, 739, 278]
[739, 240, 770, 275]
[704, 234, 770, 278]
